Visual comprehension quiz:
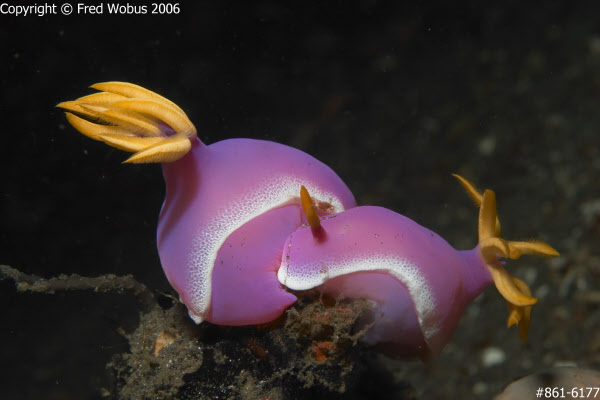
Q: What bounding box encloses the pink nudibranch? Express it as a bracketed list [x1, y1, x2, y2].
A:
[58, 82, 356, 325]
[59, 82, 559, 359]
[158, 137, 355, 324]
[278, 206, 493, 357]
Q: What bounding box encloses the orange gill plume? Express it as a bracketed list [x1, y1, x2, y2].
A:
[453, 174, 559, 343]
[57, 81, 197, 163]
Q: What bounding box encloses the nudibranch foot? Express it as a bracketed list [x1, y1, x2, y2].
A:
[58, 81, 197, 163]
[318, 271, 430, 360]
[453, 174, 559, 343]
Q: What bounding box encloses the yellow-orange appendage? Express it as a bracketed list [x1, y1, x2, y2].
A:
[453, 174, 560, 343]
[57, 81, 197, 163]
[300, 185, 322, 231]
[300, 185, 328, 243]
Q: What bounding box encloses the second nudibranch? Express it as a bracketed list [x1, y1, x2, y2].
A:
[280, 178, 559, 358]
[59, 82, 559, 360]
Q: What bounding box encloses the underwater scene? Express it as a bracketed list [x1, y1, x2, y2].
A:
[1, 1, 600, 399]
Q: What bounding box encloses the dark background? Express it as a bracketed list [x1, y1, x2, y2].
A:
[2, 1, 600, 399]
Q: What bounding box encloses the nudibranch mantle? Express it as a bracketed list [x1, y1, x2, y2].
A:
[159, 137, 356, 323]
[278, 206, 493, 355]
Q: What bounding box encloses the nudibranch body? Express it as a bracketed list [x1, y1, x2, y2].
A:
[280, 179, 559, 358]
[59, 82, 559, 360]
[158, 137, 355, 324]
[58, 82, 356, 325]
[278, 206, 493, 358]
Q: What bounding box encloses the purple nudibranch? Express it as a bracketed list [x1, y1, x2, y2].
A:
[59, 82, 559, 359]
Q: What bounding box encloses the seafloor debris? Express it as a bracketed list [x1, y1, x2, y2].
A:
[110, 291, 408, 399]
[0, 264, 415, 399]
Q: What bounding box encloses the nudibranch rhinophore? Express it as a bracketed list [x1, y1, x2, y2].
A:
[59, 82, 559, 360]
[58, 82, 356, 325]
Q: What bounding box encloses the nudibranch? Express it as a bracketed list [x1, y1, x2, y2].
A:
[58, 82, 356, 325]
[279, 177, 559, 358]
[59, 82, 559, 360]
